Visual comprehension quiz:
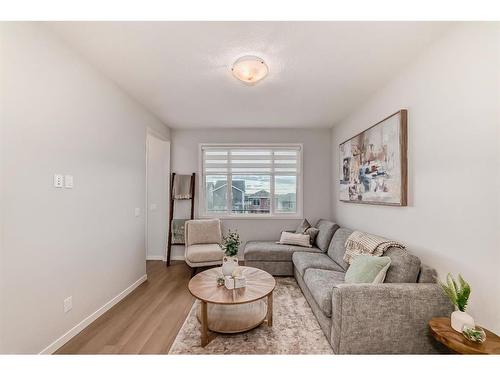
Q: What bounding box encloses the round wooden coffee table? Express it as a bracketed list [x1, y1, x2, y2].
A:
[429, 317, 500, 354]
[188, 266, 276, 347]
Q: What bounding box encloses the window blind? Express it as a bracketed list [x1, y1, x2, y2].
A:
[202, 146, 301, 175]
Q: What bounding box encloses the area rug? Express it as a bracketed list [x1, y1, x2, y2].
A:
[168, 277, 333, 354]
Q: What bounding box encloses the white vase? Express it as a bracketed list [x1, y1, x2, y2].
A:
[222, 255, 238, 276]
[451, 310, 475, 332]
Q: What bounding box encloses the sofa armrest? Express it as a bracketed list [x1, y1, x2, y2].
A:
[330, 283, 453, 354]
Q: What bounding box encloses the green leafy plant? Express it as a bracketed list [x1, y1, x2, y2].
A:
[438, 273, 471, 312]
[219, 230, 240, 257]
[462, 326, 486, 343]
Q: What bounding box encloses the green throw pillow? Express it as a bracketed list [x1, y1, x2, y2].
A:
[345, 255, 391, 283]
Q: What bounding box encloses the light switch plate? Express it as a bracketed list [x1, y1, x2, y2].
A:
[135, 208, 141, 217]
[64, 175, 73, 188]
[63, 296, 72, 313]
[53, 174, 63, 188]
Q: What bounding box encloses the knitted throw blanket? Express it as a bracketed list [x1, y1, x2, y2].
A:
[343, 230, 406, 264]
[172, 174, 192, 200]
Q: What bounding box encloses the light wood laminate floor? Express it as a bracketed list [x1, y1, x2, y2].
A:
[55, 260, 194, 354]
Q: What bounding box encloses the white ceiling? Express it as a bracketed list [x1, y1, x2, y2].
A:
[47, 22, 452, 129]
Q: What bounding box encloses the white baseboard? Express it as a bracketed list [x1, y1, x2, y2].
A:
[146, 255, 166, 261]
[146, 256, 186, 261]
[39, 274, 148, 354]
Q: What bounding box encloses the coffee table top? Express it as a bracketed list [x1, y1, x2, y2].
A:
[429, 317, 500, 354]
[188, 266, 276, 305]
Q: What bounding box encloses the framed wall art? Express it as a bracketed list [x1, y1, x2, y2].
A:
[339, 109, 407, 206]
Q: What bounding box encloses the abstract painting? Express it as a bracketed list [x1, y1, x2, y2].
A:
[339, 110, 407, 206]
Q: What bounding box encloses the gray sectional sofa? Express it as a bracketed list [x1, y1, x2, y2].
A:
[244, 219, 452, 354]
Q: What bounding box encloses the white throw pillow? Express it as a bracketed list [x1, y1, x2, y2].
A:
[278, 231, 312, 248]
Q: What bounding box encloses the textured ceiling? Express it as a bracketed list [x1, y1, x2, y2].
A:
[47, 21, 452, 129]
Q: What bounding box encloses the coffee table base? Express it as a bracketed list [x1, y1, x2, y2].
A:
[196, 300, 267, 334]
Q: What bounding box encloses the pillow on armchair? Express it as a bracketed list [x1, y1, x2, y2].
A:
[185, 219, 222, 246]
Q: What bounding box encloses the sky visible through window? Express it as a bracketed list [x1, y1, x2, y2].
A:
[274, 176, 296, 194]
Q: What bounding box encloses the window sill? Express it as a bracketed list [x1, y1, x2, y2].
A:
[198, 214, 302, 220]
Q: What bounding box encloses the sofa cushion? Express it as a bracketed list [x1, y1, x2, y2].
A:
[327, 228, 352, 271]
[244, 241, 322, 262]
[185, 243, 224, 263]
[292, 252, 345, 277]
[383, 247, 421, 283]
[314, 219, 340, 252]
[303, 269, 345, 317]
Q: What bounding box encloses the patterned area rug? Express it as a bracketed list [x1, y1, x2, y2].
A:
[168, 277, 333, 354]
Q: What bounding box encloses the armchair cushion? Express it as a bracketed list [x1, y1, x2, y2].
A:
[185, 219, 222, 246]
[185, 243, 224, 263]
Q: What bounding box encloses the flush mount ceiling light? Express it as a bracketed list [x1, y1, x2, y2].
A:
[231, 55, 269, 85]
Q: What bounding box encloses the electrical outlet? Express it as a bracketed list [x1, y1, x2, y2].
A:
[53, 174, 63, 188]
[63, 296, 72, 313]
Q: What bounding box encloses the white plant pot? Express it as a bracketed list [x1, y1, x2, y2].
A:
[222, 255, 238, 276]
[451, 310, 474, 332]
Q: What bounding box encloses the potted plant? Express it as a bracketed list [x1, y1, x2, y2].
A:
[438, 273, 474, 332]
[219, 230, 241, 276]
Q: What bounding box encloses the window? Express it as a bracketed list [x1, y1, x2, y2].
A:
[200, 144, 302, 218]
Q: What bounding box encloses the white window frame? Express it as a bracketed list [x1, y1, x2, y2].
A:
[198, 143, 303, 219]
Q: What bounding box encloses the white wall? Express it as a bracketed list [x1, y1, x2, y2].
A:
[331, 23, 500, 333]
[170, 128, 333, 259]
[0, 22, 169, 353]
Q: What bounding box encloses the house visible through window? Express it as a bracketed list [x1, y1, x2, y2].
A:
[200, 145, 302, 217]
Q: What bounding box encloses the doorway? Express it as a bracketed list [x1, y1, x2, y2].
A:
[146, 130, 170, 262]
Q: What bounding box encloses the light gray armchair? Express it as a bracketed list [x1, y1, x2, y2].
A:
[184, 219, 224, 273]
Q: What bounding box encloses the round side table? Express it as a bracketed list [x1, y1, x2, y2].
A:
[429, 317, 500, 354]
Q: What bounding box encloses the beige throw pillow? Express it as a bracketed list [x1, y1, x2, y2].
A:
[278, 231, 312, 248]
